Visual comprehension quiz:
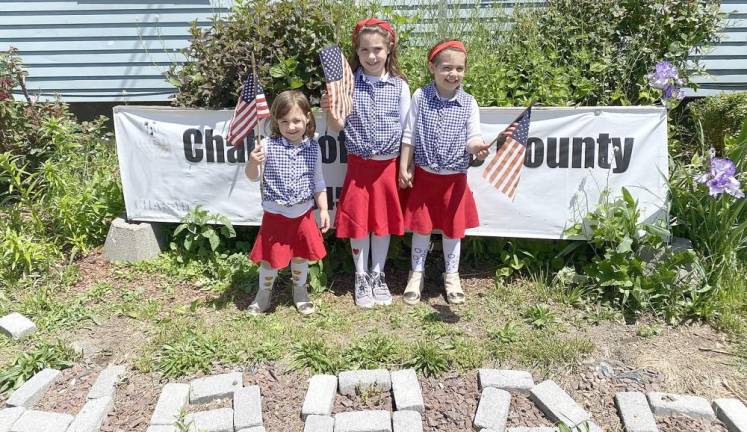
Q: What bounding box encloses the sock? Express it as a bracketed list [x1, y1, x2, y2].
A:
[290, 259, 309, 287]
[411, 233, 431, 272]
[370, 234, 390, 273]
[253, 264, 278, 311]
[350, 237, 370, 274]
[442, 235, 461, 274]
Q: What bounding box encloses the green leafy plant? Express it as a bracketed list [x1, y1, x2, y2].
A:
[522, 305, 556, 330]
[170, 205, 236, 262]
[406, 340, 449, 377]
[492, 322, 519, 344]
[156, 329, 220, 378]
[343, 334, 400, 370]
[291, 339, 341, 374]
[0, 340, 78, 394]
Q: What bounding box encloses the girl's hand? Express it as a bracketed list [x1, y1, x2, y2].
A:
[318, 209, 330, 233]
[250, 142, 265, 164]
[398, 165, 414, 189]
[320, 92, 331, 111]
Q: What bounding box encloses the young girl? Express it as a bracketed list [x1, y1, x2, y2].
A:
[321, 18, 411, 308]
[246, 90, 330, 315]
[398, 39, 492, 305]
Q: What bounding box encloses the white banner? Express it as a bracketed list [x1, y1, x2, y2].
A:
[113, 105, 668, 239]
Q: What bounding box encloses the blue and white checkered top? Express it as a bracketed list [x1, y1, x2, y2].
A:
[413, 84, 474, 173]
[343, 68, 405, 158]
[261, 136, 322, 207]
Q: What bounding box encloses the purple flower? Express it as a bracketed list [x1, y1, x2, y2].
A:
[695, 155, 745, 198]
[646, 60, 685, 101]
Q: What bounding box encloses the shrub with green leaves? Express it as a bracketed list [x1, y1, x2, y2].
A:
[688, 92, 747, 155]
[170, 205, 237, 261]
[0, 340, 78, 394]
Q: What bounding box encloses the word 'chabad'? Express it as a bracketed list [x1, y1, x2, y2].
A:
[524, 134, 634, 173]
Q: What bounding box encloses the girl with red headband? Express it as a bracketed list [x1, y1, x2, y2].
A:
[321, 18, 411, 309]
[398, 39, 493, 305]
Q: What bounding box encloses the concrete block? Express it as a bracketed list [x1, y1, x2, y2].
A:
[87, 364, 127, 400]
[304, 415, 335, 432]
[237, 428, 266, 432]
[149, 383, 190, 425]
[506, 428, 559, 432]
[0, 408, 24, 432]
[145, 427, 176, 432]
[392, 410, 422, 432]
[67, 396, 114, 432]
[185, 408, 234, 432]
[234, 385, 262, 429]
[615, 392, 658, 432]
[391, 369, 424, 414]
[647, 392, 716, 420]
[338, 370, 390, 396]
[302, 375, 337, 418]
[713, 398, 747, 432]
[529, 380, 591, 428]
[334, 410, 392, 432]
[0, 314, 36, 340]
[6, 368, 61, 408]
[103, 217, 167, 263]
[9, 410, 73, 432]
[189, 372, 243, 404]
[479, 369, 535, 393]
[473, 387, 511, 431]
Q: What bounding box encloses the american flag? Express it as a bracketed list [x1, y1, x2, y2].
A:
[319, 45, 354, 120]
[227, 72, 270, 147]
[482, 106, 532, 200]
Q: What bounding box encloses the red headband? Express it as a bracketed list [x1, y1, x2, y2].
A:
[428, 40, 466, 62]
[353, 18, 396, 44]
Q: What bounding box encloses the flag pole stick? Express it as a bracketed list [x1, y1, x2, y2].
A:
[251, 53, 262, 151]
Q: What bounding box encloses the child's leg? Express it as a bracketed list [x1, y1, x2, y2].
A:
[350, 236, 370, 274]
[442, 235, 465, 304]
[351, 236, 374, 308]
[290, 258, 314, 315]
[248, 261, 278, 314]
[411, 233, 430, 272]
[442, 235, 461, 274]
[370, 234, 392, 305]
[403, 232, 430, 305]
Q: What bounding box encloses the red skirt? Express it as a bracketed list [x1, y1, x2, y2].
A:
[403, 167, 479, 239]
[250, 209, 327, 269]
[334, 155, 405, 238]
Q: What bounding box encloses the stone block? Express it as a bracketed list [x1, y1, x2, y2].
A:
[392, 410, 422, 432]
[6, 369, 61, 408]
[145, 427, 176, 432]
[103, 217, 167, 263]
[67, 396, 114, 432]
[237, 428, 266, 432]
[0, 314, 36, 340]
[304, 415, 335, 432]
[712, 398, 747, 432]
[473, 387, 511, 431]
[189, 372, 242, 404]
[234, 385, 262, 429]
[391, 369, 424, 414]
[302, 375, 337, 418]
[479, 369, 534, 393]
[9, 410, 73, 432]
[0, 408, 24, 432]
[506, 428, 559, 432]
[150, 383, 190, 425]
[185, 407, 234, 432]
[334, 410, 392, 432]
[87, 364, 127, 400]
[338, 370, 390, 396]
[614, 392, 658, 432]
[647, 392, 716, 420]
[529, 380, 591, 428]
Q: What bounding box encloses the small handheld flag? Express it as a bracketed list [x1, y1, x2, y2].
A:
[226, 72, 270, 147]
[319, 44, 354, 121]
[482, 106, 532, 200]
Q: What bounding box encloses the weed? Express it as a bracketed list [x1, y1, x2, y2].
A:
[492, 322, 519, 344]
[0, 340, 78, 394]
[522, 305, 557, 330]
[636, 324, 661, 338]
[343, 334, 401, 370]
[406, 340, 449, 377]
[156, 329, 220, 378]
[291, 339, 341, 374]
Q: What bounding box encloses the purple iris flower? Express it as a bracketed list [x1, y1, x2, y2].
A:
[646, 60, 685, 101]
[695, 156, 745, 198]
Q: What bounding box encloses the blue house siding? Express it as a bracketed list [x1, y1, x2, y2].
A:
[1, 0, 745, 101]
[0, 0, 232, 102]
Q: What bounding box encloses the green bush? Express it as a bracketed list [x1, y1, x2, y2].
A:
[688, 92, 747, 154]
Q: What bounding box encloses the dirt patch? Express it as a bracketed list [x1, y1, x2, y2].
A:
[36, 364, 101, 414]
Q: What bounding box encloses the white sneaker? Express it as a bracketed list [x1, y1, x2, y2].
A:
[354, 273, 374, 308]
[370, 271, 393, 306]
